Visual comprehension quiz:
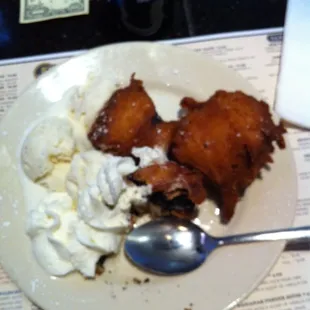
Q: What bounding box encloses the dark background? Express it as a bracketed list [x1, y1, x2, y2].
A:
[0, 0, 287, 61]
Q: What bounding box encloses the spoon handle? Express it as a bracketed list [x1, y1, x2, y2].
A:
[217, 226, 310, 246]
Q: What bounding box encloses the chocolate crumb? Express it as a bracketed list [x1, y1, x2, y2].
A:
[184, 308, 192, 310]
[190, 303, 193, 307]
[108, 270, 112, 274]
[144, 278, 150, 283]
[95, 265, 105, 276]
[97, 256, 107, 266]
[133, 277, 142, 284]
[122, 287, 127, 291]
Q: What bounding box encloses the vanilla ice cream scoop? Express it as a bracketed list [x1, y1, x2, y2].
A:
[26, 192, 121, 278]
[69, 77, 115, 130]
[22, 117, 75, 182]
[21, 116, 93, 191]
[71, 118, 93, 152]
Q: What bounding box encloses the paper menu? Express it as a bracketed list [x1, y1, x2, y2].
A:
[179, 31, 282, 105]
[0, 28, 310, 310]
[237, 131, 310, 310]
[275, 0, 310, 130]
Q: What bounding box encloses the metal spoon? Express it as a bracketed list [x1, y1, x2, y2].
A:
[125, 217, 310, 275]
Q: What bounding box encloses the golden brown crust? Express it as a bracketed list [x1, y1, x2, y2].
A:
[88, 77, 286, 224]
[88, 75, 180, 156]
[172, 91, 286, 223]
[88, 75, 156, 156]
[128, 162, 207, 205]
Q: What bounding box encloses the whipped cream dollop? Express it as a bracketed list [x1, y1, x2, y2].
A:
[21, 117, 92, 191]
[27, 192, 121, 278]
[79, 181, 150, 232]
[27, 150, 152, 277]
[65, 150, 106, 201]
[26, 146, 164, 277]
[66, 150, 151, 232]
[132, 146, 167, 167]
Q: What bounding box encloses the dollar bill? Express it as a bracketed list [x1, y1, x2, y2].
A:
[19, 0, 89, 24]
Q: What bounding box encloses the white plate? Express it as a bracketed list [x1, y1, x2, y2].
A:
[0, 42, 297, 310]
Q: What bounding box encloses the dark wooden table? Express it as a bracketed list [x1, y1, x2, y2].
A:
[0, 0, 287, 61]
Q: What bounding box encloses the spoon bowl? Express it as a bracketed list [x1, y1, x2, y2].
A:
[125, 217, 310, 275]
[125, 217, 218, 275]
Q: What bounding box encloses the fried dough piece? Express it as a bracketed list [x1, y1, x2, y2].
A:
[148, 195, 199, 220]
[128, 162, 207, 205]
[88, 76, 156, 156]
[172, 91, 286, 223]
[88, 76, 180, 155]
